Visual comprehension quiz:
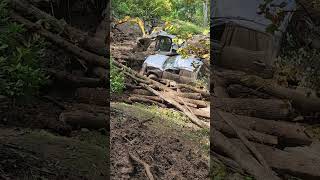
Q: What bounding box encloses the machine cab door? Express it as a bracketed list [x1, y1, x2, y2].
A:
[155, 36, 173, 53]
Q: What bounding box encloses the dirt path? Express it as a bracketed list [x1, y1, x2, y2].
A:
[110, 103, 209, 179]
[0, 127, 108, 179]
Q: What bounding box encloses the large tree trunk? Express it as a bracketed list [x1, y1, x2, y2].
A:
[128, 96, 167, 108]
[214, 121, 278, 145]
[141, 83, 209, 129]
[10, 13, 107, 67]
[10, 0, 107, 56]
[216, 69, 320, 113]
[213, 111, 311, 146]
[211, 130, 281, 180]
[212, 98, 292, 120]
[231, 139, 320, 180]
[75, 88, 108, 106]
[48, 70, 105, 88]
[59, 110, 107, 129]
[227, 84, 272, 99]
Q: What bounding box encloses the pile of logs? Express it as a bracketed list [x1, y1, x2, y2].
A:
[115, 61, 210, 129]
[6, 0, 111, 131]
[126, 82, 210, 118]
[212, 67, 320, 180]
[8, 0, 210, 130]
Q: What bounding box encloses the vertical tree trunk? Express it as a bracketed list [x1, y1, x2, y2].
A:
[203, 0, 208, 27]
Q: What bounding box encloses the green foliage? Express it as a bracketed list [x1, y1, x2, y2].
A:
[112, 0, 210, 27]
[112, 0, 172, 21]
[274, 48, 320, 91]
[164, 20, 208, 37]
[0, 1, 47, 98]
[110, 58, 125, 93]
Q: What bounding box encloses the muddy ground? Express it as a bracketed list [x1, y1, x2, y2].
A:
[110, 26, 210, 179]
[110, 103, 209, 180]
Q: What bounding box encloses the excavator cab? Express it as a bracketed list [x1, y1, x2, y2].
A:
[153, 32, 180, 56]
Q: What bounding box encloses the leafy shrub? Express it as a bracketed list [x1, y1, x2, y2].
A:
[274, 48, 320, 91]
[164, 20, 208, 37]
[112, 0, 172, 20]
[0, 1, 47, 98]
[110, 58, 125, 93]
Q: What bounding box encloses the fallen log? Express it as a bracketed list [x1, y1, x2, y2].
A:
[212, 97, 292, 120]
[211, 151, 244, 175]
[214, 111, 311, 146]
[214, 121, 278, 145]
[218, 111, 275, 174]
[10, 12, 107, 67]
[10, 0, 107, 56]
[212, 130, 281, 180]
[125, 83, 142, 89]
[242, 75, 320, 113]
[175, 84, 209, 97]
[216, 69, 320, 113]
[178, 98, 209, 108]
[213, 75, 230, 98]
[140, 83, 209, 129]
[177, 92, 202, 100]
[231, 139, 320, 179]
[130, 95, 163, 102]
[59, 110, 107, 129]
[48, 70, 105, 88]
[284, 144, 320, 162]
[190, 107, 210, 118]
[163, 91, 209, 108]
[132, 89, 154, 96]
[128, 96, 167, 108]
[227, 84, 272, 99]
[75, 88, 108, 106]
[92, 67, 108, 80]
[113, 61, 176, 94]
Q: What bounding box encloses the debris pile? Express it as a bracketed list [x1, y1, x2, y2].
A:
[212, 66, 320, 180]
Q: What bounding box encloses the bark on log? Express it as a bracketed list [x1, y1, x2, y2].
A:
[241, 75, 320, 113]
[212, 97, 292, 120]
[231, 139, 320, 179]
[190, 107, 210, 118]
[125, 83, 141, 89]
[10, 13, 107, 67]
[59, 110, 107, 129]
[140, 83, 209, 129]
[75, 88, 108, 106]
[133, 93, 199, 108]
[216, 69, 320, 113]
[10, 0, 107, 56]
[48, 70, 105, 88]
[214, 111, 311, 146]
[211, 151, 244, 174]
[131, 95, 163, 102]
[213, 75, 230, 98]
[218, 111, 275, 173]
[214, 121, 278, 145]
[211, 130, 281, 180]
[178, 98, 209, 108]
[177, 92, 202, 100]
[132, 89, 153, 96]
[176, 84, 209, 97]
[128, 96, 167, 108]
[92, 67, 108, 80]
[227, 84, 272, 99]
[113, 61, 176, 94]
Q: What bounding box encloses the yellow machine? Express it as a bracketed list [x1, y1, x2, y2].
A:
[115, 16, 164, 37]
[115, 16, 147, 37]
